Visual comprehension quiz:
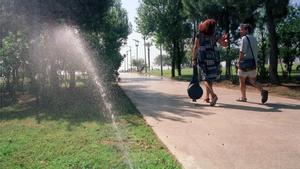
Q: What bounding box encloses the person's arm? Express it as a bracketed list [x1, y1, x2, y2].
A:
[237, 36, 246, 67]
[192, 37, 200, 65]
[217, 32, 228, 47]
[237, 51, 245, 68]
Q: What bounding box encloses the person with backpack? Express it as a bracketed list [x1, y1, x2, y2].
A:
[192, 19, 228, 106]
[236, 23, 268, 103]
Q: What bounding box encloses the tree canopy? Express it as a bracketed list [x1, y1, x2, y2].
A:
[0, 0, 130, 106]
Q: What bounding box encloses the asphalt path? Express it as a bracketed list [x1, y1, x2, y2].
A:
[119, 73, 300, 169]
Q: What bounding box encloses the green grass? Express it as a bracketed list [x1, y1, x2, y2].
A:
[149, 64, 300, 82]
[0, 85, 181, 169]
[150, 67, 237, 81]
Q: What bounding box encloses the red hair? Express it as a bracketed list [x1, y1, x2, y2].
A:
[198, 19, 216, 36]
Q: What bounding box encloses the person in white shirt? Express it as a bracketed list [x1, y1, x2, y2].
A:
[236, 24, 268, 104]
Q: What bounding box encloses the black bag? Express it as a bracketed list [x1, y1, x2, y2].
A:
[239, 36, 256, 71]
[187, 65, 203, 102]
[239, 59, 256, 71]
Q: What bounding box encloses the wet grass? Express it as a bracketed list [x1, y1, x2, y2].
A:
[0, 85, 181, 169]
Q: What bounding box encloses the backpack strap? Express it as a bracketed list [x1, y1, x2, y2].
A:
[245, 35, 255, 60]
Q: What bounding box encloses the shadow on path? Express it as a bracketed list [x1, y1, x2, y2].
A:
[122, 84, 216, 123]
[122, 81, 300, 119]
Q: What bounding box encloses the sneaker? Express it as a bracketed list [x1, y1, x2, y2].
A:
[261, 90, 268, 104]
[210, 95, 218, 106]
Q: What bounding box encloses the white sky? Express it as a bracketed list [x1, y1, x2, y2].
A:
[120, 0, 300, 70]
[292, 0, 300, 5]
[120, 0, 163, 70]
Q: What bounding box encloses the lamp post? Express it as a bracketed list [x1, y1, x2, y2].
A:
[133, 39, 139, 61]
[129, 46, 132, 70]
[143, 37, 147, 73]
[126, 50, 129, 71]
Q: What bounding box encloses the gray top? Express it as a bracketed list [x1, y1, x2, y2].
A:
[240, 34, 258, 61]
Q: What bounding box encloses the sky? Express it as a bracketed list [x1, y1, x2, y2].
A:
[292, 0, 300, 5]
[120, 0, 300, 70]
[120, 0, 162, 70]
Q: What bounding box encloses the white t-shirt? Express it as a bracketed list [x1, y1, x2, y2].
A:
[240, 35, 258, 61]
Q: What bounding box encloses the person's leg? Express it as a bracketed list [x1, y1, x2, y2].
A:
[208, 82, 215, 95]
[248, 76, 262, 92]
[239, 76, 247, 100]
[249, 76, 268, 104]
[204, 85, 210, 103]
[209, 82, 218, 106]
[204, 81, 218, 106]
[204, 81, 214, 96]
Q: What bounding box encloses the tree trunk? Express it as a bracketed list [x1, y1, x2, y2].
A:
[288, 60, 292, 79]
[50, 60, 59, 91]
[21, 64, 25, 94]
[176, 39, 182, 76]
[12, 67, 18, 102]
[266, 3, 280, 84]
[171, 42, 176, 78]
[224, 3, 231, 79]
[69, 69, 76, 89]
[171, 57, 175, 77]
[5, 72, 13, 100]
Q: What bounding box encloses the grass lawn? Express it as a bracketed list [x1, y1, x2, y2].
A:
[150, 64, 300, 81]
[0, 85, 181, 169]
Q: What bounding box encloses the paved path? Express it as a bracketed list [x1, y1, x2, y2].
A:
[119, 73, 300, 169]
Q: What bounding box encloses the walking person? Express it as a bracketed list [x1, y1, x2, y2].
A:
[192, 19, 228, 106]
[236, 23, 268, 103]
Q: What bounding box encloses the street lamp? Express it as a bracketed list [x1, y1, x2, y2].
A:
[143, 37, 147, 73]
[126, 50, 129, 71]
[129, 46, 132, 70]
[133, 39, 139, 60]
[123, 43, 132, 71]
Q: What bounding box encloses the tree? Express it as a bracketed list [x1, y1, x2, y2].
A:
[277, 5, 300, 79]
[137, 0, 191, 77]
[1, 31, 28, 101]
[99, 0, 131, 81]
[0, 0, 130, 105]
[255, 8, 269, 80]
[154, 54, 172, 67]
[132, 59, 145, 71]
[264, 0, 289, 84]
